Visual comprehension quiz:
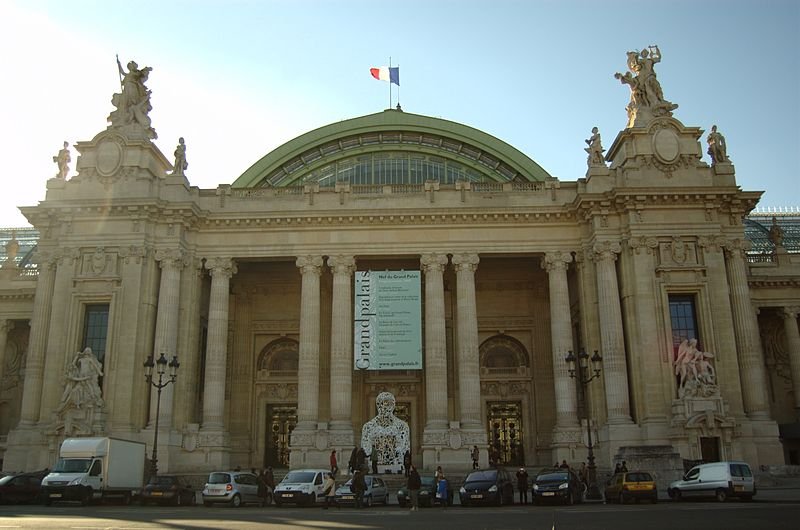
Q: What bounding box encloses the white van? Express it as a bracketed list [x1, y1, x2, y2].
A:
[667, 461, 755, 502]
[273, 469, 329, 506]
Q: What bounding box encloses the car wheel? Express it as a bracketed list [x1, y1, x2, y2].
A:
[715, 489, 727, 503]
[398, 499, 406, 507]
[189, 493, 197, 506]
[231, 494, 242, 508]
[668, 488, 681, 501]
[741, 494, 754, 502]
[567, 491, 574, 506]
[203, 501, 212, 507]
[81, 488, 93, 506]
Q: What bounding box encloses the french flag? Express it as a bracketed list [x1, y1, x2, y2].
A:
[370, 66, 399, 86]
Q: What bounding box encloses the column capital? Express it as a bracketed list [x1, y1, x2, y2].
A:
[627, 236, 659, 255]
[296, 255, 324, 275]
[697, 235, 724, 252]
[327, 255, 356, 276]
[451, 253, 479, 272]
[420, 253, 449, 274]
[592, 240, 621, 262]
[33, 249, 59, 270]
[542, 251, 573, 272]
[783, 307, 800, 320]
[155, 248, 187, 269]
[205, 257, 237, 278]
[723, 238, 751, 260]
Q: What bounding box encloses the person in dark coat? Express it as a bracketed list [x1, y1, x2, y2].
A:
[516, 467, 529, 504]
[349, 446, 359, 474]
[357, 447, 368, 473]
[330, 449, 339, 476]
[352, 470, 367, 508]
[407, 465, 421, 511]
[403, 450, 412, 477]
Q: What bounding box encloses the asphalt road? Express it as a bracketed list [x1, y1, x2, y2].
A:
[1, 500, 800, 530]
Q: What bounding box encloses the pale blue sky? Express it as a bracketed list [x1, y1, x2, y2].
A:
[1, 0, 798, 227]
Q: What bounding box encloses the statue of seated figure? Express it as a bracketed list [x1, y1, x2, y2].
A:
[360, 391, 410, 472]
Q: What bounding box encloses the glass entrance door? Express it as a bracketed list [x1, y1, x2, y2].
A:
[486, 401, 524, 466]
[265, 405, 297, 468]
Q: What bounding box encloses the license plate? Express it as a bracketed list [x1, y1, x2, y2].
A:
[629, 485, 650, 490]
[543, 492, 555, 496]
[282, 493, 293, 498]
[734, 485, 744, 492]
[49, 493, 62, 498]
[151, 492, 163, 496]
[341, 495, 354, 500]
[470, 494, 483, 499]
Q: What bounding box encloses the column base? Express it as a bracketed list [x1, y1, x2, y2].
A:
[421, 423, 487, 472]
[3, 424, 49, 472]
[289, 423, 348, 469]
[550, 425, 583, 464]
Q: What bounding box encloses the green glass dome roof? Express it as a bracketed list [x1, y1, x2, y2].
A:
[233, 109, 553, 188]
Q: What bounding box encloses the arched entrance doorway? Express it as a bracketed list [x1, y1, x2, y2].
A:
[256, 337, 299, 468]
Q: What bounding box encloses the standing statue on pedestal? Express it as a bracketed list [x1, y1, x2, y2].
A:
[768, 216, 785, 248]
[584, 127, 605, 167]
[57, 347, 104, 412]
[706, 125, 729, 165]
[53, 141, 71, 179]
[615, 45, 678, 127]
[108, 56, 157, 139]
[360, 392, 410, 472]
[171, 137, 188, 176]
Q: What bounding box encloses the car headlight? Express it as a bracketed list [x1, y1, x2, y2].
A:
[558, 482, 569, 490]
[459, 487, 466, 494]
[533, 484, 539, 491]
[488, 485, 497, 492]
[69, 477, 83, 485]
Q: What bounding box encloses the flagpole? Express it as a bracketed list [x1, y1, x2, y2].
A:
[396, 63, 400, 108]
[389, 56, 392, 108]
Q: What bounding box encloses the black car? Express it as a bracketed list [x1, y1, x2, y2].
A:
[0, 471, 47, 504]
[459, 468, 515, 506]
[397, 476, 454, 507]
[140, 475, 196, 506]
[532, 469, 584, 505]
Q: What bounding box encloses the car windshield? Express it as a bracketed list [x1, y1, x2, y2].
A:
[465, 470, 496, 482]
[283, 471, 316, 483]
[537, 472, 569, 481]
[208, 473, 231, 484]
[421, 477, 436, 486]
[52, 458, 92, 473]
[149, 476, 177, 485]
[627, 472, 652, 482]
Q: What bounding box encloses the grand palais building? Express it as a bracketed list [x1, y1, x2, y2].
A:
[1, 50, 799, 477]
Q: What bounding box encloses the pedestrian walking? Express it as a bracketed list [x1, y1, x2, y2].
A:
[408, 464, 421, 511]
[471, 445, 480, 470]
[403, 449, 411, 477]
[370, 449, 378, 474]
[330, 449, 339, 476]
[349, 446, 358, 475]
[516, 467, 529, 504]
[352, 469, 367, 508]
[322, 472, 337, 509]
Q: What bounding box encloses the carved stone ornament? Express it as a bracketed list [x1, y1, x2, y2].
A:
[614, 45, 678, 128]
[108, 58, 157, 140]
[674, 339, 719, 399]
[56, 347, 105, 414]
[669, 236, 687, 264]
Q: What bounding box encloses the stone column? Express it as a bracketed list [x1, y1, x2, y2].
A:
[782, 307, 800, 415]
[452, 253, 481, 429]
[201, 257, 236, 430]
[593, 241, 632, 424]
[328, 255, 355, 435]
[724, 240, 771, 419]
[148, 249, 184, 431]
[421, 253, 449, 431]
[543, 251, 579, 430]
[296, 256, 324, 429]
[0, 319, 13, 383]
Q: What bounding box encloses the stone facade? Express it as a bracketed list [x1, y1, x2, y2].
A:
[1, 51, 799, 474]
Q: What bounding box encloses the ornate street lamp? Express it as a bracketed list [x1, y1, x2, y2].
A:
[566, 348, 603, 500]
[143, 352, 179, 477]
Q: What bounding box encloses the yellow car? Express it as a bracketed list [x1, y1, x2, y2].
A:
[604, 471, 657, 504]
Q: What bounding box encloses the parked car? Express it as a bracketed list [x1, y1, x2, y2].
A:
[202, 471, 264, 507]
[334, 474, 389, 507]
[604, 471, 658, 504]
[532, 469, 584, 505]
[0, 471, 48, 504]
[668, 461, 755, 502]
[459, 468, 514, 506]
[140, 475, 196, 506]
[273, 469, 329, 506]
[397, 476, 454, 507]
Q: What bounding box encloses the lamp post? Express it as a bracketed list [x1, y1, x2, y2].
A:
[143, 352, 179, 478]
[565, 348, 603, 500]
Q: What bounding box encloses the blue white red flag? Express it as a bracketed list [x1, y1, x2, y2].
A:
[370, 66, 399, 86]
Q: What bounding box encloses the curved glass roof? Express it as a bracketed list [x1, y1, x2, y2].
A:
[233, 109, 553, 188]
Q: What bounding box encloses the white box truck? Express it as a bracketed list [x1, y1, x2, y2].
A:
[41, 437, 146, 505]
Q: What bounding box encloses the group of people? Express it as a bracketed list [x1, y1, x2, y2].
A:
[405, 464, 447, 511]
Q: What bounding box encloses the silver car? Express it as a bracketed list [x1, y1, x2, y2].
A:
[334, 475, 389, 507]
[202, 471, 264, 507]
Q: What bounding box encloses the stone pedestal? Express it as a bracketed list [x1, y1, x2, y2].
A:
[422, 422, 487, 472]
